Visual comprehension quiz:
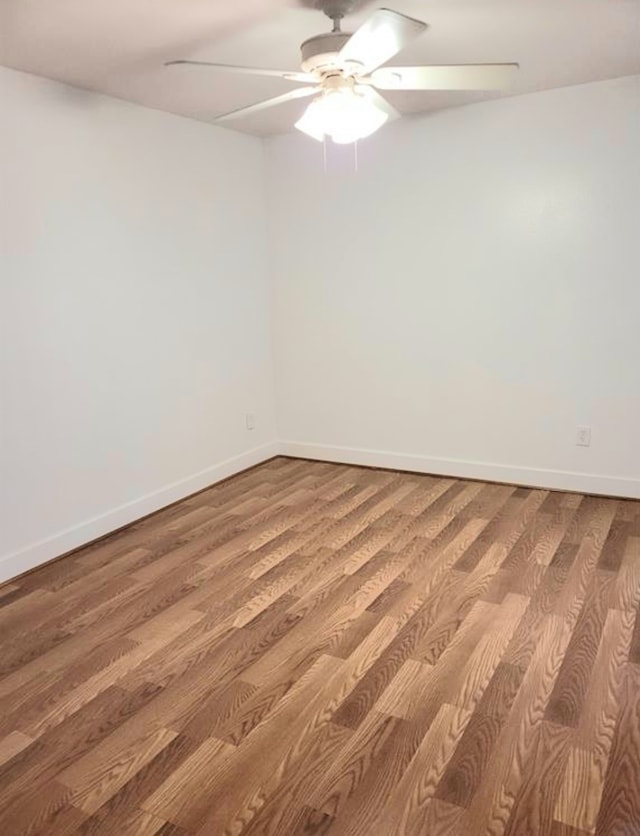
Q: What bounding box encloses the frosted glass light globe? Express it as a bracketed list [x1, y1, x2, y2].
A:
[295, 88, 388, 144]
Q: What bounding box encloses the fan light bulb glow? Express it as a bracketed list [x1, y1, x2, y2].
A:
[295, 88, 388, 144]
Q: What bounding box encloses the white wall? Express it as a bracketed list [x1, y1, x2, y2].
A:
[2, 71, 639, 585]
[0, 66, 277, 582]
[267, 75, 640, 498]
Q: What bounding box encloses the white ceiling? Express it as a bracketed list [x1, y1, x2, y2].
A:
[1, 0, 639, 137]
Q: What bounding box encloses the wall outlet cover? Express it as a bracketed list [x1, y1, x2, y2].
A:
[576, 426, 592, 447]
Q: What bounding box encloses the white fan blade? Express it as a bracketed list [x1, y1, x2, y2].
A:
[368, 63, 519, 91]
[216, 87, 317, 123]
[339, 9, 427, 74]
[165, 60, 315, 84]
[357, 86, 400, 121]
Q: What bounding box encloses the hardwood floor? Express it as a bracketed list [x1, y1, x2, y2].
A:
[1, 456, 639, 835]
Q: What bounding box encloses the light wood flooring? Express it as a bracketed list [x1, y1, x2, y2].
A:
[1, 457, 640, 835]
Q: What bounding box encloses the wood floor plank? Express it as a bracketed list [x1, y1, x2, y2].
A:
[460, 612, 575, 836]
[308, 711, 406, 819]
[58, 725, 179, 814]
[309, 717, 418, 836]
[594, 661, 640, 835]
[0, 683, 165, 812]
[0, 457, 638, 835]
[375, 702, 472, 835]
[76, 734, 198, 835]
[0, 731, 34, 767]
[554, 746, 603, 833]
[140, 736, 236, 823]
[222, 719, 352, 836]
[502, 719, 572, 836]
[545, 571, 614, 728]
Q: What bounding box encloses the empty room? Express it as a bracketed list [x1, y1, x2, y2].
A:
[1, 0, 639, 833]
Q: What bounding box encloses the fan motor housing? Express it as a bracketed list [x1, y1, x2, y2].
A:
[300, 32, 362, 76]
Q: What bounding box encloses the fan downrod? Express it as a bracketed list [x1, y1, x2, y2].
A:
[312, 0, 360, 31]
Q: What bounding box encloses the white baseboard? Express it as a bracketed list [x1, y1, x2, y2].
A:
[281, 441, 640, 500]
[4, 438, 638, 586]
[0, 441, 281, 585]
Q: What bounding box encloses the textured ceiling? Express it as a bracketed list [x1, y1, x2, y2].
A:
[1, 0, 639, 137]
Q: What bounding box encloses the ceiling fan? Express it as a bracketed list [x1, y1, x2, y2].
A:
[166, 0, 519, 144]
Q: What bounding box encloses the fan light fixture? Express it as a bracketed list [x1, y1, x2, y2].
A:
[295, 88, 388, 144]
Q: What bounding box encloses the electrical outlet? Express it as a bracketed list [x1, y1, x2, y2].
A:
[576, 425, 591, 447]
[245, 413, 256, 431]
